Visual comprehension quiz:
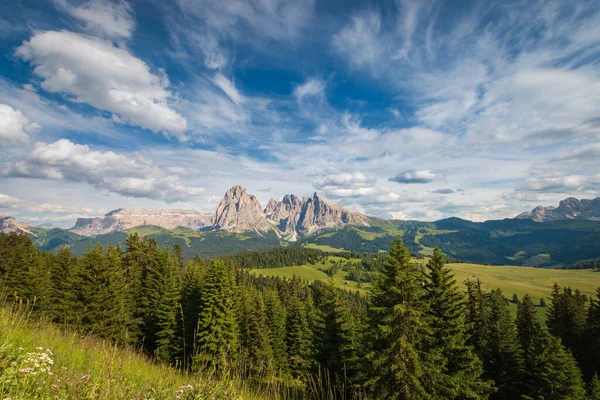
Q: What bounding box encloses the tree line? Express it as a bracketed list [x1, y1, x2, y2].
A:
[1, 231, 599, 399]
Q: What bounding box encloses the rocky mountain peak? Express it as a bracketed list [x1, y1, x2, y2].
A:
[0, 216, 36, 236]
[213, 186, 272, 233]
[516, 196, 600, 222]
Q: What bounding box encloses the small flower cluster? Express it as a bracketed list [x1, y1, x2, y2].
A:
[16, 347, 54, 376]
[175, 384, 194, 399]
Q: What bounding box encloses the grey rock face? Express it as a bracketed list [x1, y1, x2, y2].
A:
[515, 197, 600, 222]
[70, 208, 214, 236]
[0, 216, 36, 236]
[67, 185, 371, 239]
[264, 192, 370, 240]
[213, 185, 272, 233]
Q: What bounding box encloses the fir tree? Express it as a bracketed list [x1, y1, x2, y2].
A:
[315, 280, 362, 391]
[264, 288, 289, 375]
[481, 289, 523, 400]
[177, 259, 206, 370]
[366, 237, 440, 399]
[48, 248, 77, 323]
[246, 289, 273, 376]
[589, 374, 600, 400]
[465, 278, 487, 356]
[193, 259, 239, 373]
[518, 294, 586, 399]
[423, 248, 492, 399]
[285, 294, 313, 377]
[586, 288, 600, 380]
[155, 248, 180, 363]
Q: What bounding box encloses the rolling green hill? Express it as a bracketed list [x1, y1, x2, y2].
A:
[250, 255, 600, 304]
[26, 216, 600, 266]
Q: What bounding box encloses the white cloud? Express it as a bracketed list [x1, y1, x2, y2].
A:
[294, 78, 325, 100]
[389, 169, 439, 184]
[169, 0, 315, 69]
[0, 103, 40, 146]
[61, 0, 135, 39]
[1, 139, 204, 202]
[213, 73, 243, 105]
[16, 30, 187, 138]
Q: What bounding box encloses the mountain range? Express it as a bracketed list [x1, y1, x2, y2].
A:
[516, 197, 600, 222]
[2, 188, 600, 267]
[71, 185, 371, 240]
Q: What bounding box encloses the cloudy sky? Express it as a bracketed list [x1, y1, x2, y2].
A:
[0, 0, 599, 227]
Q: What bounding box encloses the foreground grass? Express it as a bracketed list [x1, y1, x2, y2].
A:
[0, 302, 296, 399]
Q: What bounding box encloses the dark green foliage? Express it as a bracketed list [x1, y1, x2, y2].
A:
[74, 244, 130, 343]
[314, 280, 363, 391]
[285, 294, 313, 377]
[546, 284, 587, 367]
[481, 289, 524, 400]
[48, 248, 78, 324]
[366, 237, 439, 399]
[518, 294, 587, 399]
[193, 260, 239, 373]
[586, 288, 600, 380]
[589, 374, 600, 400]
[423, 248, 492, 399]
[3, 232, 599, 398]
[264, 289, 288, 375]
[176, 259, 207, 370]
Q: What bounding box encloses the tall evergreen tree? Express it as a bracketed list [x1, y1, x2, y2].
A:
[518, 294, 586, 399]
[285, 294, 313, 378]
[586, 288, 600, 380]
[264, 288, 289, 376]
[314, 280, 362, 390]
[176, 259, 206, 370]
[481, 289, 523, 400]
[48, 248, 77, 323]
[423, 248, 492, 399]
[589, 374, 600, 400]
[246, 289, 273, 376]
[465, 278, 487, 356]
[154, 248, 180, 363]
[75, 244, 130, 343]
[193, 259, 239, 373]
[366, 237, 440, 399]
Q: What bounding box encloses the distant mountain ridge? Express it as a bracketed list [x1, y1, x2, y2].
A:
[71, 208, 214, 236]
[516, 197, 600, 222]
[0, 216, 36, 236]
[69, 185, 371, 240]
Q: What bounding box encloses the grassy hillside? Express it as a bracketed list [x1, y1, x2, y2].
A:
[251, 256, 368, 295]
[0, 303, 298, 399]
[250, 256, 600, 305]
[27, 217, 600, 267]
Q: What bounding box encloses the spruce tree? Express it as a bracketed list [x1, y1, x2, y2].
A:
[177, 259, 207, 370]
[481, 289, 523, 400]
[586, 288, 600, 380]
[155, 248, 180, 363]
[193, 259, 239, 373]
[465, 278, 487, 356]
[518, 294, 586, 399]
[423, 248, 492, 399]
[75, 244, 129, 342]
[246, 289, 273, 376]
[264, 288, 289, 375]
[315, 280, 362, 390]
[366, 237, 440, 399]
[49, 248, 77, 324]
[589, 374, 600, 400]
[285, 294, 313, 377]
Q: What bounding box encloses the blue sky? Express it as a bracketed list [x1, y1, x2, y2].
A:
[0, 0, 599, 227]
